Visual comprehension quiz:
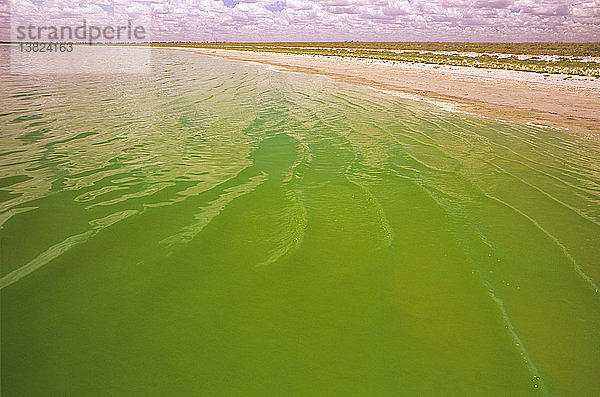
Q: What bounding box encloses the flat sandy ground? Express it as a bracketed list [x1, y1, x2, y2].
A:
[173, 47, 600, 136]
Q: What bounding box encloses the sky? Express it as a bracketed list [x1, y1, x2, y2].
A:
[2, 0, 600, 42]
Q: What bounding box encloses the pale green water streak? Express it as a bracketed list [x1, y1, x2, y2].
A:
[1, 46, 600, 395]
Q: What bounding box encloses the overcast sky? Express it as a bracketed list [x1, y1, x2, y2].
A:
[3, 0, 600, 42]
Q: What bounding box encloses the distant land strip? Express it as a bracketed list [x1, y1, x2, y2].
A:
[150, 42, 600, 77]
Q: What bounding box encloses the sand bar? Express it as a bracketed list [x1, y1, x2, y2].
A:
[174, 47, 600, 136]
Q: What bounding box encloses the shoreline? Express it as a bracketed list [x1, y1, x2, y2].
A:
[171, 47, 600, 136]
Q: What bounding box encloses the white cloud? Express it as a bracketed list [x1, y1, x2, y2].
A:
[4, 0, 600, 41]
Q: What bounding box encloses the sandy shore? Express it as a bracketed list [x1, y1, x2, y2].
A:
[173, 47, 600, 136]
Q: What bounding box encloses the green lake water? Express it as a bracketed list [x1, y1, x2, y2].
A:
[1, 46, 600, 395]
